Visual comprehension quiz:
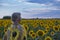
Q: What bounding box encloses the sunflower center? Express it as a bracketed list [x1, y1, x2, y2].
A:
[46, 38, 50, 40]
[12, 31, 17, 37]
[55, 27, 58, 30]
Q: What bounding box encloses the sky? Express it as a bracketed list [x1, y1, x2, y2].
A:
[0, 0, 60, 18]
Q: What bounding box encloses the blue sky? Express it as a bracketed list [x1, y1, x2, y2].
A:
[0, 0, 60, 18]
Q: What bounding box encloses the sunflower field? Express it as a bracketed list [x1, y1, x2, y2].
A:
[0, 19, 60, 40]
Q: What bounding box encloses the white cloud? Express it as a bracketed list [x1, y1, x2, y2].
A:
[0, 3, 9, 6]
[0, 9, 21, 18]
[0, 0, 60, 18]
[55, 0, 60, 2]
[16, 0, 26, 2]
[21, 2, 53, 6]
[22, 6, 60, 15]
[57, 0, 60, 1]
[0, 0, 54, 8]
[0, 10, 11, 18]
[0, 3, 21, 6]
[23, 9, 50, 14]
[15, 0, 53, 7]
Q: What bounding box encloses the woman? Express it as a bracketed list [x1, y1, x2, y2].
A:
[3, 12, 27, 40]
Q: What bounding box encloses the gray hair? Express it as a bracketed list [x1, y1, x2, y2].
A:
[11, 12, 21, 22]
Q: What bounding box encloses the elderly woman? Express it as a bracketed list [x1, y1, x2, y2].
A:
[3, 12, 27, 40]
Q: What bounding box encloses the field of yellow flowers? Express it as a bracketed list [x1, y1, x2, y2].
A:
[0, 19, 60, 40]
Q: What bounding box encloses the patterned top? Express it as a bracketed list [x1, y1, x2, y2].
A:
[3, 24, 27, 40]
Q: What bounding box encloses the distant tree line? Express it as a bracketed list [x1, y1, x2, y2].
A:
[3, 16, 11, 19]
[2, 16, 60, 19]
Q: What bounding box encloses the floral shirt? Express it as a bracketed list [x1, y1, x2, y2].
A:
[3, 24, 27, 40]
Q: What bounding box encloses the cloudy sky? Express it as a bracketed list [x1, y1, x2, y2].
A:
[0, 0, 60, 18]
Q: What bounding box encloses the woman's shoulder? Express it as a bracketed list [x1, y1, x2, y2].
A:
[17, 24, 24, 31]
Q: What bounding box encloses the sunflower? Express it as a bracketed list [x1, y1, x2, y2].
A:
[0, 38, 2, 40]
[33, 23, 38, 28]
[36, 30, 45, 37]
[29, 30, 34, 36]
[58, 25, 60, 29]
[31, 33, 36, 39]
[45, 27, 50, 31]
[45, 36, 52, 40]
[23, 24, 29, 31]
[58, 25, 60, 31]
[44, 25, 50, 31]
[44, 25, 49, 28]
[29, 30, 36, 39]
[39, 21, 44, 27]
[5, 24, 7, 27]
[50, 31, 55, 36]
[49, 25, 53, 29]
[8, 27, 20, 40]
[4, 29, 7, 33]
[53, 26, 59, 32]
[0, 23, 2, 27]
[44, 30, 48, 34]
